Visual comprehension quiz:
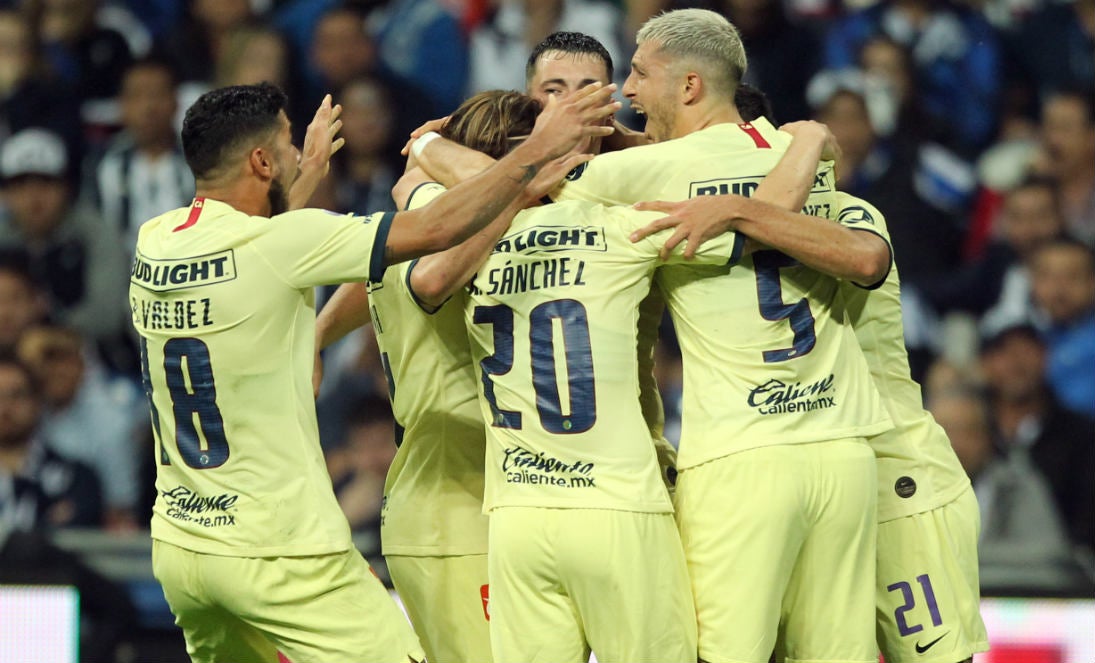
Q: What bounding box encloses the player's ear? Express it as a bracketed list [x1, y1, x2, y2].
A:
[682, 72, 702, 105]
[249, 147, 274, 181]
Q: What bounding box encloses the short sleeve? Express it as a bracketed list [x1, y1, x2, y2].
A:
[835, 194, 893, 289]
[253, 208, 394, 288]
[404, 181, 448, 211]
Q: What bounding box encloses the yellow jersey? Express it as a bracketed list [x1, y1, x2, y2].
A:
[465, 200, 741, 512]
[834, 193, 971, 521]
[554, 118, 892, 469]
[131, 198, 392, 557]
[368, 182, 489, 556]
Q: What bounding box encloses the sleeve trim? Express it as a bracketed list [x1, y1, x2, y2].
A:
[404, 258, 446, 314]
[727, 232, 746, 266]
[404, 181, 442, 211]
[368, 212, 396, 283]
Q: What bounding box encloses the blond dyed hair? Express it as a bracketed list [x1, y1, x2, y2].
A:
[636, 9, 747, 98]
[440, 90, 542, 159]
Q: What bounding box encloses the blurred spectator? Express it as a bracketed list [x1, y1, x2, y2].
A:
[83, 57, 194, 261]
[710, 0, 820, 123]
[159, 0, 257, 85]
[0, 357, 137, 660]
[330, 76, 400, 214]
[1035, 87, 1095, 246]
[214, 25, 294, 91]
[0, 354, 102, 528]
[307, 5, 433, 141]
[919, 176, 1063, 323]
[980, 323, 1095, 556]
[0, 256, 46, 353]
[0, 128, 129, 347]
[1029, 237, 1095, 417]
[327, 394, 397, 546]
[467, 0, 626, 94]
[26, 0, 133, 133]
[930, 383, 1085, 592]
[317, 324, 390, 451]
[16, 325, 143, 529]
[809, 73, 969, 289]
[0, 9, 82, 168]
[823, 0, 1002, 154]
[857, 35, 947, 143]
[373, 0, 468, 115]
[1003, 0, 1094, 128]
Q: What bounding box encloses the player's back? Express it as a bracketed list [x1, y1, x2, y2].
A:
[835, 193, 970, 520]
[553, 118, 891, 469]
[131, 198, 390, 556]
[367, 183, 488, 556]
[465, 199, 737, 513]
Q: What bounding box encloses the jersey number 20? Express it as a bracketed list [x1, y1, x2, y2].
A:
[474, 298, 596, 434]
[140, 337, 230, 469]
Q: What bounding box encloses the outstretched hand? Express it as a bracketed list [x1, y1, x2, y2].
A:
[524, 150, 594, 204]
[523, 83, 620, 162]
[300, 94, 345, 177]
[630, 195, 748, 260]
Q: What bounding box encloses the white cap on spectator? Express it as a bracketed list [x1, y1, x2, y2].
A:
[0, 128, 68, 181]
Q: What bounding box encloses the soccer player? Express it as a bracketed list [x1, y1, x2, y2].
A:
[129, 81, 617, 663]
[314, 33, 652, 663]
[533, 9, 892, 663]
[631, 147, 990, 663]
[407, 88, 749, 663]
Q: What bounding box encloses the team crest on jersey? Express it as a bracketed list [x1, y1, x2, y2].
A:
[837, 206, 876, 226]
[493, 225, 606, 255]
[746, 374, 837, 415]
[131, 249, 237, 292]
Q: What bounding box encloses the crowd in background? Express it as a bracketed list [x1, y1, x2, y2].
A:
[0, 0, 1092, 597]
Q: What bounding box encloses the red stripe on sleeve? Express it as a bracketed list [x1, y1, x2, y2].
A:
[739, 123, 771, 148]
[173, 197, 205, 232]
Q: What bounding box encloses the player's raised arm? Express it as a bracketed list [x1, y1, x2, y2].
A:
[383, 83, 618, 266]
[289, 94, 345, 210]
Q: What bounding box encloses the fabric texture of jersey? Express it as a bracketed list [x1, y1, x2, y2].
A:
[371, 181, 489, 556]
[834, 193, 972, 522]
[464, 200, 740, 513]
[131, 198, 391, 557]
[554, 118, 892, 469]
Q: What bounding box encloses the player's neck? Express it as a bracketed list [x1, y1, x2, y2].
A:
[671, 103, 745, 140]
[195, 180, 272, 217]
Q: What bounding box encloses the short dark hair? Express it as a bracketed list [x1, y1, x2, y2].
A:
[181, 82, 288, 180]
[735, 83, 775, 124]
[525, 31, 613, 85]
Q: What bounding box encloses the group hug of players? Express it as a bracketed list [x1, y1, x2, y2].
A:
[130, 7, 991, 663]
